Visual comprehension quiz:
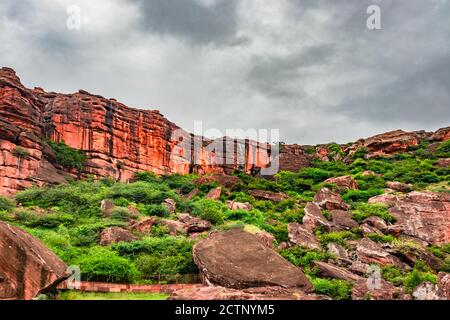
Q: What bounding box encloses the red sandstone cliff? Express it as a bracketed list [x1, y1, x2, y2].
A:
[0, 67, 449, 195]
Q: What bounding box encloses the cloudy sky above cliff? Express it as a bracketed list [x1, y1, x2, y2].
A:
[1, 0, 449, 144]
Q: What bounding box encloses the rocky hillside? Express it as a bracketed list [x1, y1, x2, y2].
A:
[1, 67, 450, 300]
[1, 67, 449, 196]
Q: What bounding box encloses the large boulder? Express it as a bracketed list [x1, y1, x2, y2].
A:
[130, 217, 158, 234]
[331, 210, 358, 231]
[313, 188, 350, 211]
[314, 261, 362, 283]
[0, 221, 69, 300]
[178, 214, 211, 234]
[356, 238, 405, 268]
[388, 192, 450, 245]
[412, 282, 446, 300]
[193, 229, 313, 292]
[386, 181, 413, 193]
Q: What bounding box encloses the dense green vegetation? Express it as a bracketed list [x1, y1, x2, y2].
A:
[59, 291, 168, 300]
[1, 138, 449, 298]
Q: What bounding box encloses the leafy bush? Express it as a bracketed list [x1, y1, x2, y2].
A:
[110, 207, 132, 221]
[137, 204, 169, 217]
[70, 223, 105, 247]
[342, 189, 383, 203]
[316, 230, 360, 246]
[436, 140, 450, 157]
[135, 254, 196, 278]
[309, 277, 352, 300]
[367, 233, 395, 243]
[382, 261, 437, 293]
[0, 196, 15, 211]
[351, 203, 396, 223]
[191, 199, 225, 224]
[75, 246, 139, 283]
[280, 247, 330, 274]
[47, 140, 86, 170]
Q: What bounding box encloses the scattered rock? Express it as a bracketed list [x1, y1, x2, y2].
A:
[170, 286, 330, 300]
[314, 261, 362, 283]
[412, 282, 446, 300]
[386, 181, 413, 193]
[313, 188, 350, 211]
[368, 194, 399, 207]
[99, 227, 137, 245]
[163, 198, 177, 214]
[178, 214, 211, 234]
[436, 158, 450, 168]
[349, 261, 371, 276]
[226, 201, 253, 211]
[205, 187, 222, 200]
[159, 219, 187, 236]
[363, 216, 388, 231]
[360, 223, 383, 236]
[288, 223, 321, 250]
[327, 243, 351, 263]
[303, 202, 332, 231]
[130, 217, 158, 234]
[101, 199, 115, 217]
[193, 229, 313, 291]
[127, 206, 140, 218]
[248, 190, 289, 202]
[331, 210, 358, 231]
[356, 238, 405, 268]
[324, 175, 358, 191]
[352, 278, 405, 300]
[0, 221, 70, 300]
[184, 188, 199, 200]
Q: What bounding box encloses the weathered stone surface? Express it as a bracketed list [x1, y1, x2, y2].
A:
[101, 199, 115, 217]
[130, 217, 158, 234]
[352, 278, 405, 300]
[331, 210, 358, 231]
[313, 188, 350, 211]
[0, 221, 69, 300]
[327, 243, 351, 262]
[255, 230, 275, 249]
[288, 223, 321, 250]
[349, 261, 371, 276]
[386, 181, 413, 193]
[169, 286, 330, 300]
[360, 223, 383, 236]
[226, 201, 252, 211]
[368, 194, 399, 206]
[302, 202, 332, 231]
[193, 229, 313, 291]
[99, 227, 137, 245]
[436, 158, 450, 168]
[363, 216, 388, 231]
[248, 190, 289, 202]
[412, 282, 446, 300]
[163, 198, 177, 214]
[178, 214, 211, 234]
[438, 272, 450, 299]
[324, 175, 358, 191]
[205, 187, 222, 200]
[184, 188, 199, 200]
[314, 261, 362, 283]
[388, 192, 450, 245]
[159, 219, 187, 236]
[356, 238, 405, 268]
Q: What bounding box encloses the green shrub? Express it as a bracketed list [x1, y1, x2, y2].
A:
[75, 246, 139, 283]
[316, 230, 359, 246]
[0, 196, 15, 211]
[135, 254, 196, 277]
[382, 261, 437, 293]
[70, 223, 105, 246]
[279, 247, 330, 272]
[47, 140, 86, 170]
[351, 203, 396, 223]
[342, 189, 383, 203]
[191, 199, 225, 224]
[110, 207, 132, 221]
[436, 140, 450, 157]
[138, 204, 169, 217]
[309, 277, 352, 300]
[27, 213, 75, 229]
[367, 233, 395, 243]
[352, 147, 369, 159]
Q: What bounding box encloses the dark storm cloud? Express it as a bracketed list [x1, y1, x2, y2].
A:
[130, 0, 240, 45]
[0, 0, 449, 144]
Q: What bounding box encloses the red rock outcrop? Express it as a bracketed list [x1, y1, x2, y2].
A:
[0, 221, 69, 300]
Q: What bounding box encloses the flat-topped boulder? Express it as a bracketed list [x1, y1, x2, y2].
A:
[193, 229, 313, 291]
[0, 221, 69, 300]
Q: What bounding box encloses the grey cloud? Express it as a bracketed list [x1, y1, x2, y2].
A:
[130, 0, 240, 45]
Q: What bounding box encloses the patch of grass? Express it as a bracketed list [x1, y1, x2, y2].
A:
[59, 291, 168, 300]
[351, 203, 396, 223]
[367, 233, 395, 243]
[316, 230, 360, 246]
[309, 277, 352, 300]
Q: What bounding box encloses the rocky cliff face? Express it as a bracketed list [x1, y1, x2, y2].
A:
[0, 67, 449, 195]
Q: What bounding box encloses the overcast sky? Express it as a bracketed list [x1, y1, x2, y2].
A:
[1, 0, 449, 144]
